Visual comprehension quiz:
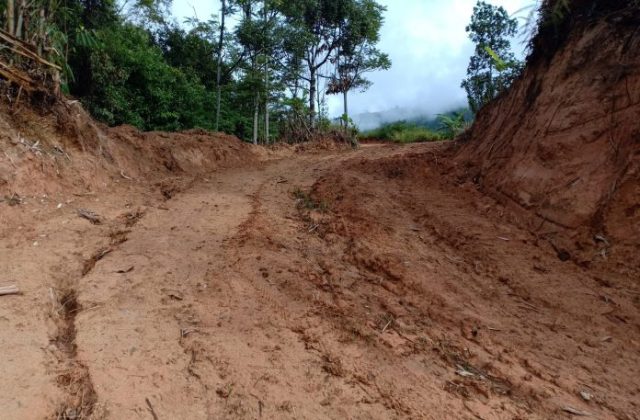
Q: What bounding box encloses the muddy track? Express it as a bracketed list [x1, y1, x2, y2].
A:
[1, 143, 639, 419]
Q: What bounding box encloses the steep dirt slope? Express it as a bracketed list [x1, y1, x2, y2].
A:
[454, 4, 640, 272]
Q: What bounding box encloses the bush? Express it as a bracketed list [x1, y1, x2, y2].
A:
[360, 121, 443, 143]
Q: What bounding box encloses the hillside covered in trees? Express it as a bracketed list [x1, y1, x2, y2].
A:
[0, 1, 639, 419]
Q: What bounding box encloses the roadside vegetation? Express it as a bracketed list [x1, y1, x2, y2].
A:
[360, 122, 442, 143]
[360, 110, 470, 143]
[0, 0, 390, 144]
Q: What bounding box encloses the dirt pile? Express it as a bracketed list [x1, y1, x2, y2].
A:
[454, 4, 640, 268]
[0, 100, 259, 198]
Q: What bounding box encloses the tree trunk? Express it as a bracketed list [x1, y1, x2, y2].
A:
[215, 0, 226, 132]
[343, 90, 348, 132]
[253, 92, 259, 145]
[264, 60, 270, 143]
[316, 73, 322, 121]
[15, 0, 24, 38]
[7, 0, 15, 35]
[263, 0, 269, 144]
[309, 66, 317, 128]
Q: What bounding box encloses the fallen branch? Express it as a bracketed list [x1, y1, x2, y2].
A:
[562, 406, 591, 416]
[145, 397, 159, 420]
[0, 285, 20, 296]
[0, 29, 62, 70]
[77, 208, 102, 225]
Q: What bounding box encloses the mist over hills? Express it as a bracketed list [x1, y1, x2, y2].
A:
[351, 106, 472, 131]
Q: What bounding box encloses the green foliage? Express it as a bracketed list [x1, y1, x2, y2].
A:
[461, 1, 523, 114]
[361, 121, 443, 144]
[83, 24, 214, 131]
[3, 0, 390, 143]
[437, 112, 469, 139]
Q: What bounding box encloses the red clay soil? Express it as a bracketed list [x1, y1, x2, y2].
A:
[1, 131, 638, 419]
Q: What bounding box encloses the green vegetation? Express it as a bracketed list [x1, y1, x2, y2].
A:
[461, 1, 523, 113]
[0, 0, 391, 143]
[360, 108, 471, 143]
[360, 121, 442, 143]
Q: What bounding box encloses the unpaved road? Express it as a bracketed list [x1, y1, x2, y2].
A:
[1, 143, 639, 419]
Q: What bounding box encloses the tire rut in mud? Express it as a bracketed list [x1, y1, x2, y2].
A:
[50, 207, 148, 419]
[50, 287, 98, 420]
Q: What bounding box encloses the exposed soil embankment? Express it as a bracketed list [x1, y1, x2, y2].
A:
[454, 5, 640, 269]
[0, 101, 260, 198]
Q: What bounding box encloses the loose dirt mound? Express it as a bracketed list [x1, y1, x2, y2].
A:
[0, 100, 259, 197]
[453, 4, 640, 270]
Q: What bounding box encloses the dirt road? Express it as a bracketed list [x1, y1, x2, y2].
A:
[1, 143, 638, 419]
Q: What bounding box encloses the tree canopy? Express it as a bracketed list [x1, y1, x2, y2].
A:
[461, 1, 522, 114]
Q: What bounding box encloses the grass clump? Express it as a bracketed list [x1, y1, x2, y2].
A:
[293, 187, 328, 212]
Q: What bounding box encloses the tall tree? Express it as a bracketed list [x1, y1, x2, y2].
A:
[328, 0, 389, 129]
[278, 0, 352, 127]
[215, 0, 228, 131]
[236, 0, 264, 144]
[461, 0, 521, 113]
[329, 44, 389, 129]
[263, 0, 269, 143]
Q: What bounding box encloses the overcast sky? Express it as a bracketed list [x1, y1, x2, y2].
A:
[171, 0, 532, 119]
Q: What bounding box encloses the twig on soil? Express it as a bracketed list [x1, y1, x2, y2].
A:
[180, 328, 198, 338]
[381, 318, 393, 334]
[0, 285, 20, 296]
[456, 365, 476, 378]
[145, 397, 159, 420]
[249, 394, 264, 417]
[3, 151, 16, 168]
[77, 208, 102, 225]
[562, 406, 591, 416]
[514, 299, 540, 312]
[120, 170, 132, 180]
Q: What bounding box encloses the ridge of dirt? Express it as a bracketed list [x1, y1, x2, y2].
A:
[0, 100, 264, 199]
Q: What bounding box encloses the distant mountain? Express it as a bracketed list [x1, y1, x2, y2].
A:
[351, 107, 472, 131]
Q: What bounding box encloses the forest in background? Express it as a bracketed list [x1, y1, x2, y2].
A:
[0, 0, 529, 143]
